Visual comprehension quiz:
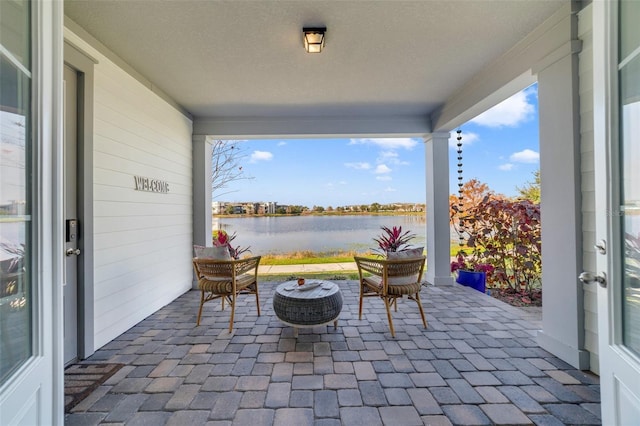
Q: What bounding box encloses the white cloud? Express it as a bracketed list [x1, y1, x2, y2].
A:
[344, 162, 371, 170]
[249, 150, 273, 162]
[349, 138, 418, 150]
[277, 141, 287, 146]
[470, 90, 535, 128]
[448, 131, 480, 149]
[375, 164, 392, 174]
[499, 163, 515, 171]
[377, 150, 409, 166]
[384, 187, 397, 192]
[376, 175, 392, 181]
[510, 149, 539, 163]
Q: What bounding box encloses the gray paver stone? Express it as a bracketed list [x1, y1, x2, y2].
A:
[291, 375, 323, 390]
[420, 415, 453, 426]
[527, 414, 566, 426]
[210, 392, 242, 420]
[290, 390, 313, 407]
[122, 411, 172, 426]
[480, 403, 532, 425]
[239, 390, 266, 408]
[265, 382, 291, 408]
[315, 390, 339, 418]
[359, 381, 388, 406]
[104, 394, 148, 423]
[499, 386, 546, 413]
[167, 410, 211, 426]
[441, 405, 492, 426]
[407, 388, 443, 415]
[430, 387, 461, 405]
[232, 409, 275, 426]
[165, 384, 200, 410]
[337, 389, 363, 407]
[339, 407, 383, 426]
[447, 379, 484, 404]
[461, 371, 501, 386]
[273, 408, 314, 426]
[543, 403, 601, 425]
[378, 372, 414, 388]
[379, 406, 422, 425]
[384, 387, 411, 405]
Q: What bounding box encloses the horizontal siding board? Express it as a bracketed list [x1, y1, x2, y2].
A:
[94, 140, 190, 180]
[93, 109, 191, 163]
[94, 237, 191, 268]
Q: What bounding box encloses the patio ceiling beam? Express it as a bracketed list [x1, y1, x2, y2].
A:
[192, 115, 432, 139]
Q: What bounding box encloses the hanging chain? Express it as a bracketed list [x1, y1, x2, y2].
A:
[456, 130, 465, 247]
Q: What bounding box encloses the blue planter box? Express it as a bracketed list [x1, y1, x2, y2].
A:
[456, 270, 486, 293]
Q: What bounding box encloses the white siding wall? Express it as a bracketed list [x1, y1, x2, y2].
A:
[578, 4, 599, 374]
[64, 29, 194, 350]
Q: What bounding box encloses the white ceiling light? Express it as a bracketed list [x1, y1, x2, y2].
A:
[303, 27, 326, 53]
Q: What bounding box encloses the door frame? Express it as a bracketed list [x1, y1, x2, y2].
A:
[63, 41, 96, 360]
[593, 0, 640, 422]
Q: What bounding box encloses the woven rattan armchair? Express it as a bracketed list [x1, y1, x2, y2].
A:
[354, 256, 427, 337]
[192, 256, 261, 332]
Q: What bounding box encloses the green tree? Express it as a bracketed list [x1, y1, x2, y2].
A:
[516, 169, 540, 203]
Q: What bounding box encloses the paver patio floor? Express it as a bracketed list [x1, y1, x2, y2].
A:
[65, 281, 601, 425]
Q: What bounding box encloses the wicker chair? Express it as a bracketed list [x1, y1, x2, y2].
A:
[192, 256, 261, 332]
[354, 256, 427, 337]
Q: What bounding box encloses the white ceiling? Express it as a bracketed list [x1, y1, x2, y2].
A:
[64, 0, 565, 126]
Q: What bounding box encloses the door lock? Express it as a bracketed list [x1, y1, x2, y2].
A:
[594, 239, 607, 255]
[66, 248, 81, 257]
[579, 271, 607, 288]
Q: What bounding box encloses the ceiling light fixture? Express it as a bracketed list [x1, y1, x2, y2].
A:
[303, 27, 326, 53]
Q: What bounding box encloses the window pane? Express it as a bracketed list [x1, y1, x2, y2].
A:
[620, 55, 640, 356]
[0, 0, 32, 384]
[621, 0, 640, 63]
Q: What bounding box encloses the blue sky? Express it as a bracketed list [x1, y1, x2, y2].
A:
[223, 84, 539, 207]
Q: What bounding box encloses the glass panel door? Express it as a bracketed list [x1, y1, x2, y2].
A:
[0, 0, 32, 384]
[620, 0, 640, 357]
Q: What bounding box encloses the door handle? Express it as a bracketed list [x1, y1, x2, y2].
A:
[579, 271, 607, 288]
[66, 248, 81, 257]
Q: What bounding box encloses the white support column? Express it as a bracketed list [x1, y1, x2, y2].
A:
[192, 135, 212, 288]
[535, 33, 589, 369]
[424, 133, 455, 286]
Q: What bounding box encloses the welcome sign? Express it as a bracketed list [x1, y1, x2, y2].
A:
[134, 175, 169, 193]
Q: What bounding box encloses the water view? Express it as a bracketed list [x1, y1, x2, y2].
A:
[213, 215, 426, 254]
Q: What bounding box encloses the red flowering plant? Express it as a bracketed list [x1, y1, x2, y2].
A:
[372, 226, 417, 257]
[212, 230, 251, 260]
[450, 252, 494, 275]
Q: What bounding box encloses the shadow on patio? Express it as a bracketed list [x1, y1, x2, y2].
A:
[65, 281, 601, 425]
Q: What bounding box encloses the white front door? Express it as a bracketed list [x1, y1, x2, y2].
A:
[593, 1, 640, 424]
[0, 0, 57, 424]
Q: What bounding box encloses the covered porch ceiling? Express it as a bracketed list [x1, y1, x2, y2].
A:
[64, 0, 567, 137]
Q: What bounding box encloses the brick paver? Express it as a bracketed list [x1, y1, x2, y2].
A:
[65, 281, 601, 425]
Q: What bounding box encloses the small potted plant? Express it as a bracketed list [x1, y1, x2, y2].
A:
[212, 230, 251, 260]
[372, 226, 422, 258]
[450, 252, 494, 293]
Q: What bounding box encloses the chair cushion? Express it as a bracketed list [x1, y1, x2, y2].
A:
[199, 273, 255, 293]
[387, 247, 424, 259]
[363, 276, 421, 294]
[194, 245, 231, 260]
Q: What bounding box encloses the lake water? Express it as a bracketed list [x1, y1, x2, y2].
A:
[212, 215, 427, 255]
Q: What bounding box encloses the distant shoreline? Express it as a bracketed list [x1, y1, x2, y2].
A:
[213, 211, 425, 218]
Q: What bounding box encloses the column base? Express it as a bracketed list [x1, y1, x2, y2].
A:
[425, 275, 455, 286]
[538, 330, 591, 370]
